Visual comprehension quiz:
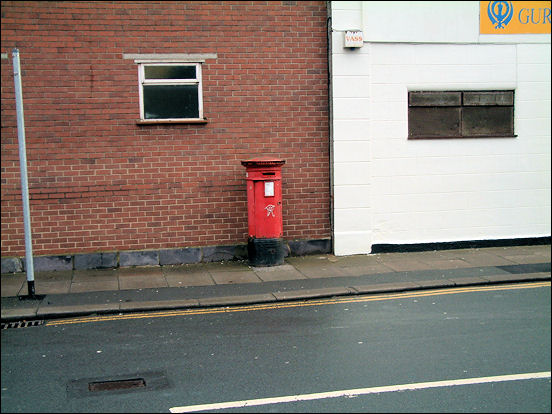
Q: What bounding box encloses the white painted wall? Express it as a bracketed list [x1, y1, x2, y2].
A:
[331, 1, 551, 255]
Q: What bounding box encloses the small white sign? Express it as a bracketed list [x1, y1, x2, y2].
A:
[345, 31, 363, 48]
[264, 181, 274, 197]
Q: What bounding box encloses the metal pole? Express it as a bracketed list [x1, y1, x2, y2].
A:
[12, 48, 35, 297]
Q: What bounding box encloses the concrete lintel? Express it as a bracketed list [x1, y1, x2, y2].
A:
[123, 53, 218, 62]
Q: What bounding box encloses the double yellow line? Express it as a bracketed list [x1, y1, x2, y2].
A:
[46, 281, 550, 327]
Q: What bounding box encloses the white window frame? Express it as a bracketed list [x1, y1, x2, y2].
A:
[137, 61, 203, 121]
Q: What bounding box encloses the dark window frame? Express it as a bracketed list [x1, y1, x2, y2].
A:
[408, 90, 516, 139]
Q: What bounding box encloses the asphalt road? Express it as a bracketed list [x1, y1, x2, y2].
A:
[1, 282, 550, 413]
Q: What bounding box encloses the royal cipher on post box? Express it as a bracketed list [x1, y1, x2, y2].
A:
[241, 157, 286, 266]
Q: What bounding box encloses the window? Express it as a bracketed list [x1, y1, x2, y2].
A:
[138, 62, 204, 122]
[408, 90, 515, 139]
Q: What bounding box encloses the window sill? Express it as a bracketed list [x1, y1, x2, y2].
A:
[136, 118, 208, 125]
[408, 135, 517, 140]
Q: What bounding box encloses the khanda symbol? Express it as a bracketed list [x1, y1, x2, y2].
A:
[487, 1, 514, 29]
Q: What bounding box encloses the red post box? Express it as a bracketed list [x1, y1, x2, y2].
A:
[241, 157, 286, 266]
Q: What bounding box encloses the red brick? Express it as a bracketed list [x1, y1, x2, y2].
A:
[1, 1, 330, 257]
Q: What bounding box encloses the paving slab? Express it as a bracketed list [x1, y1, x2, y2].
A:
[437, 250, 517, 266]
[70, 280, 120, 293]
[499, 254, 552, 264]
[72, 269, 119, 282]
[118, 267, 168, 290]
[298, 265, 350, 278]
[339, 263, 397, 276]
[484, 245, 551, 261]
[373, 254, 433, 272]
[34, 270, 73, 282]
[34, 281, 72, 295]
[209, 270, 263, 285]
[163, 264, 215, 287]
[285, 257, 350, 278]
[202, 261, 252, 272]
[405, 251, 475, 269]
[328, 254, 383, 266]
[165, 273, 215, 287]
[402, 266, 511, 280]
[1, 274, 26, 297]
[118, 266, 164, 277]
[118, 276, 168, 290]
[253, 264, 306, 282]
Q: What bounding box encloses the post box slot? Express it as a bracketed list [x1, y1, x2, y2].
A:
[262, 172, 275, 176]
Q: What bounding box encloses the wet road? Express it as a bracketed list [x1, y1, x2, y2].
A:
[1, 282, 550, 412]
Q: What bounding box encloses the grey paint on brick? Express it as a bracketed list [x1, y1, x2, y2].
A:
[119, 251, 158, 267]
[288, 239, 331, 256]
[282, 242, 291, 258]
[32, 256, 73, 272]
[233, 244, 248, 260]
[101, 253, 118, 268]
[74, 253, 100, 270]
[1, 258, 22, 274]
[1, 239, 334, 273]
[159, 248, 201, 265]
[202, 245, 247, 262]
[74, 253, 118, 270]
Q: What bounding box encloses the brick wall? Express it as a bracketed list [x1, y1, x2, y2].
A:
[1, 1, 330, 257]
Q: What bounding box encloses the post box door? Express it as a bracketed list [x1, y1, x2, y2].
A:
[253, 179, 282, 238]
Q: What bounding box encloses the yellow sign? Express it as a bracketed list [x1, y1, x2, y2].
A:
[480, 1, 551, 34]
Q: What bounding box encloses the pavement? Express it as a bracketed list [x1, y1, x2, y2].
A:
[1, 244, 550, 322]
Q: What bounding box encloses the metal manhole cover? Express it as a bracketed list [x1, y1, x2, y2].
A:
[67, 371, 169, 398]
[89, 378, 146, 392]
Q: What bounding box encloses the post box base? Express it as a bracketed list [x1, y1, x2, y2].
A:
[247, 237, 285, 267]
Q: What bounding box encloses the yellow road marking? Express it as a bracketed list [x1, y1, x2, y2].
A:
[45, 281, 550, 326]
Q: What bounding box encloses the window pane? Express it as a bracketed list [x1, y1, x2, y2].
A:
[143, 85, 199, 119]
[463, 91, 514, 106]
[409, 91, 461, 107]
[408, 107, 461, 138]
[144, 65, 196, 80]
[462, 107, 513, 136]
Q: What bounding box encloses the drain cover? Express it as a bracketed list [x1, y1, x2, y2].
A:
[89, 378, 145, 392]
[1, 320, 44, 329]
[67, 371, 169, 398]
